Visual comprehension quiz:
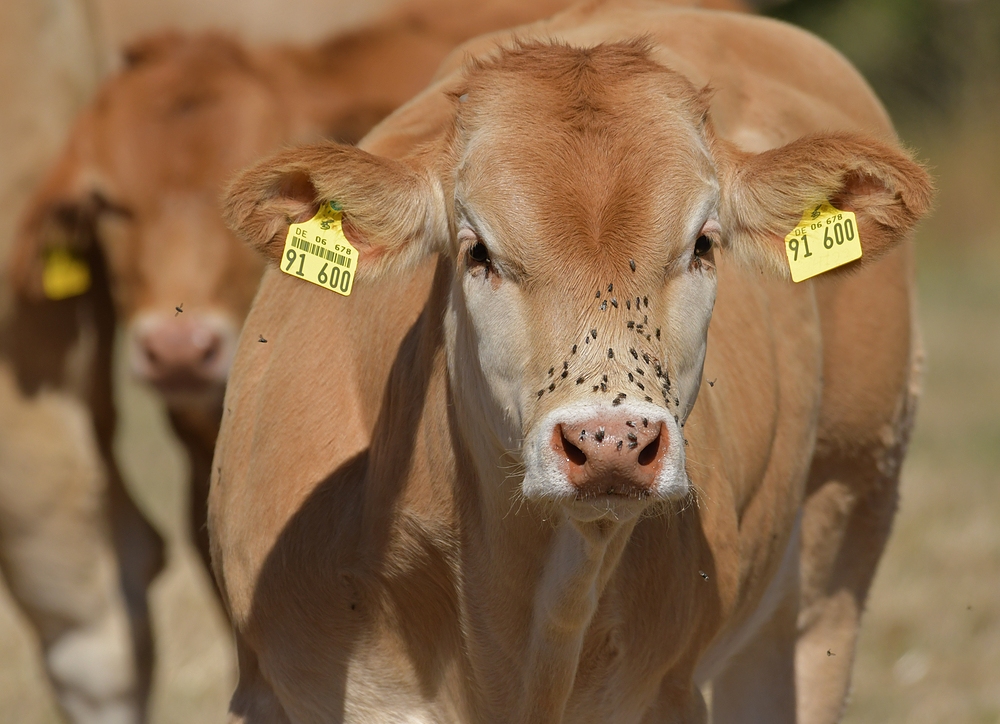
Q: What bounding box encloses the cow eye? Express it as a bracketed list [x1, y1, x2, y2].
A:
[469, 241, 491, 265]
[694, 235, 713, 257]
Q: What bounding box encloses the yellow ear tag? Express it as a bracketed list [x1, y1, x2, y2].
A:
[42, 248, 91, 300]
[281, 201, 357, 296]
[784, 200, 861, 282]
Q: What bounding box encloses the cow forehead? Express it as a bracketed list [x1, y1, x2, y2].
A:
[453, 43, 716, 279]
[92, 51, 280, 196]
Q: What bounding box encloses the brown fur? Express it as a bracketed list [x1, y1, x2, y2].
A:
[214, 3, 931, 723]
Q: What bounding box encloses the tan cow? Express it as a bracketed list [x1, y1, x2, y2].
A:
[214, 1, 931, 722]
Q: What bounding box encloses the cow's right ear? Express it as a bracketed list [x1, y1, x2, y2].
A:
[8, 141, 99, 301]
[223, 141, 447, 279]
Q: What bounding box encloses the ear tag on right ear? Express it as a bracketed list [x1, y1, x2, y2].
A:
[784, 200, 861, 282]
[42, 248, 91, 300]
[281, 201, 357, 296]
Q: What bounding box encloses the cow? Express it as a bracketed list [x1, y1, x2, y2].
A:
[213, 1, 932, 722]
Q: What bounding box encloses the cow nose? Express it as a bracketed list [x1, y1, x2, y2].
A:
[131, 314, 231, 390]
[551, 414, 668, 498]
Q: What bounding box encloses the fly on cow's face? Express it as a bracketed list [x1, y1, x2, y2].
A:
[611, 298, 618, 308]
[616, 440, 623, 450]
[548, 367, 554, 376]
[595, 427, 605, 442]
[626, 299, 631, 310]
[576, 377, 585, 385]
[591, 329, 598, 340]
[571, 344, 577, 354]
[600, 300, 608, 311]
[607, 283, 613, 293]
[630, 348, 638, 360]
[629, 259, 636, 272]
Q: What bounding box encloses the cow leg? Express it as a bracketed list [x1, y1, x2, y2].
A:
[101, 461, 165, 718]
[794, 450, 904, 724]
[167, 405, 221, 593]
[0, 375, 142, 724]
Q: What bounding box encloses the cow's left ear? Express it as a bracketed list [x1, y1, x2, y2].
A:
[223, 141, 447, 279]
[715, 132, 933, 279]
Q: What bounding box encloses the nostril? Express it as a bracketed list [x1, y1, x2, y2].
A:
[560, 427, 588, 467]
[637, 432, 661, 467]
[143, 343, 160, 367]
[201, 338, 220, 365]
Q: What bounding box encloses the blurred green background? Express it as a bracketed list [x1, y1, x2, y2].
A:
[0, 1, 997, 722]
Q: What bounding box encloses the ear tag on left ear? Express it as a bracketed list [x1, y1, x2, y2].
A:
[784, 200, 861, 282]
[42, 248, 91, 300]
[281, 201, 357, 296]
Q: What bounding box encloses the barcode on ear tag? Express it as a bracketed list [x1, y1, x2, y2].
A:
[281, 201, 358, 296]
[42, 248, 91, 300]
[784, 201, 862, 282]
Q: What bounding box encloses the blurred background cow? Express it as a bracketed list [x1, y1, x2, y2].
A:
[0, 0, 997, 723]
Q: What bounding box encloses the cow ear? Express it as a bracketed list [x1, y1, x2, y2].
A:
[9, 143, 99, 301]
[716, 132, 933, 279]
[222, 141, 446, 279]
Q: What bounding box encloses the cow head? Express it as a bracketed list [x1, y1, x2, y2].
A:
[225, 41, 931, 522]
[11, 29, 409, 405]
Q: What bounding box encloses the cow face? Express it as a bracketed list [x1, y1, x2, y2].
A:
[224, 41, 931, 521]
[445, 44, 720, 520]
[13, 34, 279, 403]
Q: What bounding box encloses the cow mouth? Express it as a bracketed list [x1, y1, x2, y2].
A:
[573, 486, 653, 501]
